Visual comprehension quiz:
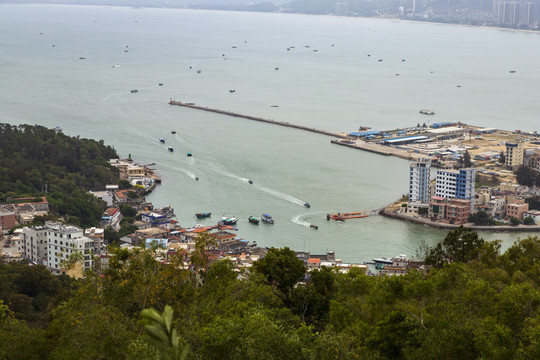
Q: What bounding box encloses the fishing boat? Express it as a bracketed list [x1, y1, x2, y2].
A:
[327, 212, 368, 221]
[195, 212, 211, 219]
[261, 214, 274, 224]
[248, 216, 260, 224]
[167, 146, 174, 152]
[221, 216, 237, 225]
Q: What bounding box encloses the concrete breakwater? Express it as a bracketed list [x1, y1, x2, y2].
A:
[382, 209, 540, 232]
[169, 100, 345, 138]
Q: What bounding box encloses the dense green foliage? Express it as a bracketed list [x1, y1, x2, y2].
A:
[1, 235, 540, 359]
[0, 124, 119, 227]
[515, 165, 540, 187]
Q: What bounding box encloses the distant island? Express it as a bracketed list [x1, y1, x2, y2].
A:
[3, 0, 538, 31]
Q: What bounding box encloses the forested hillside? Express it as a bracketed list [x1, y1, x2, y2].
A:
[1, 230, 540, 359]
[0, 124, 119, 227]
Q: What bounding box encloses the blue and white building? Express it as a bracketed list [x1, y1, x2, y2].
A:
[409, 159, 431, 203]
[435, 168, 476, 210]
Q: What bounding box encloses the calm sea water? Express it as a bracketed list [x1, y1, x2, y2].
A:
[1, 4, 539, 262]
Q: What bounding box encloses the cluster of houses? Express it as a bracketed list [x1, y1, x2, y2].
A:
[405, 143, 540, 225]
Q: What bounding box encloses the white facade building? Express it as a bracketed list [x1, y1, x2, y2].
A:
[409, 160, 431, 203]
[45, 223, 94, 275]
[21, 225, 49, 265]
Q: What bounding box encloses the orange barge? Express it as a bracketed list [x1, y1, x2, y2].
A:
[327, 212, 368, 221]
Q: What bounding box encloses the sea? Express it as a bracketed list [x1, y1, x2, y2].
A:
[1, 4, 540, 262]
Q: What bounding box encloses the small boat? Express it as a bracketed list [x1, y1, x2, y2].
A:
[247, 180, 253, 184]
[261, 214, 274, 224]
[378, 59, 383, 62]
[196, 70, 201, 74]
[168, 146, 174, 152]
[305, 45, 310, 48]
[304, 202, 311, 208]
[367, 54, 370, 56]
[509, 70, 516, 73]
[232, 46, 237, 48]
[187, 152, 192, 157]
[287, 48, 290, 51]
[229, 90, 235, 93]
[195, 212, 211, 219]
[275, 67, 279, 70]
[310, 224, 318, 230]
[402, 59, 406, 62]
[171, 130, 176, 134]
[79, 57, 85, 60]
[159, 138, 165, 143]
[195, 177, 198, 181]
[158, 83, 163, 86]
[221, 216, 237, 225]
[124, 50, 128, 53]
[131, 89, 138, 93]
[313, 49, 318, 52]
[270, 105, 279, 108]
[248, 216, 260, 224]
[419, 109, 435, 115]
[372, 257, 393, 265]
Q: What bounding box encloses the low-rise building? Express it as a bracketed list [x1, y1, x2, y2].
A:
[102, 207, 122, 229]
[523, 210, 540, 224]
[0, 205, 16, 233]
[446, 199, 472, 225]
[505, 199, 529, 221]
[84, 227, 105, 254]
[429, 196, 448, 220]
[140, 206, 176, 228]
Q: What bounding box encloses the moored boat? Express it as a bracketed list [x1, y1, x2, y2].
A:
[372, 257, 393, 265]
[248, 216, 259, 224]
[195, 212, 211, 219]
[261, 214, 274, 224]
[221, 216, 237, 225]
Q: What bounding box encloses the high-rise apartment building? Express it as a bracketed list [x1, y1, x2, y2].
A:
[409, 159, 431, 203]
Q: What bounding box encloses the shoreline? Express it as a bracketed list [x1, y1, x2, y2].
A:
[381, 210, 540, 232]
[5, 3, 540, 36]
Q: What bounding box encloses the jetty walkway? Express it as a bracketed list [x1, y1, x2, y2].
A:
[169, 100, 345, 138]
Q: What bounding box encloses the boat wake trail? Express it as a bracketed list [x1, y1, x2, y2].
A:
[253, 185, 305, 206]
[161, 163, 197, 180]
[292, 214, 311, 228]
[202, 161, 305, 205]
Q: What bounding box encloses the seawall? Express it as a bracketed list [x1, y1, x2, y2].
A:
[169, 100, 345, 138]
[381, 210, 540, 232]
